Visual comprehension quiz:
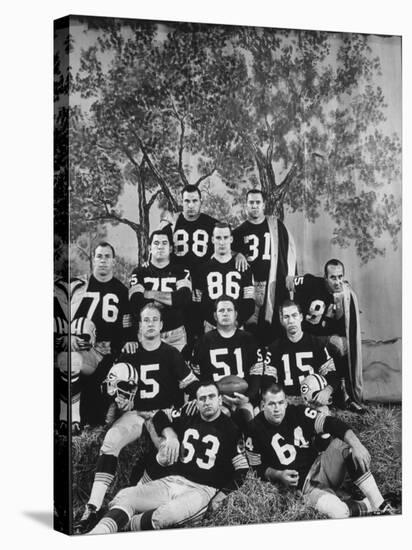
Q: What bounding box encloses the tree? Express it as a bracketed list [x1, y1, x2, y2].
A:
[69, 18, 400, 264]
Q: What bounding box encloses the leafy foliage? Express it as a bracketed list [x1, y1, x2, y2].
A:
[64, 18, 401, 264]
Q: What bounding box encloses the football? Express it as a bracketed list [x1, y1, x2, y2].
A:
[216, 375, 248, 396]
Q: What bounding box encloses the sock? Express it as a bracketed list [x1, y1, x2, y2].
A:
[354, 471, 384, 510]
[71, 372, 81, 424]
[89, 508, 129, 535]
[346, 498, 372, 517]
[88, 454, 118, 510]
[59, 400, 68, 423]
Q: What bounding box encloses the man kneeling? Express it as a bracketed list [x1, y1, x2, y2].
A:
[89, 381, 248, 534]
[245, 383, 394, 519]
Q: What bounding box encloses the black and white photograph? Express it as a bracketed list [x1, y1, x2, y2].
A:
[53, 13, 403, 537]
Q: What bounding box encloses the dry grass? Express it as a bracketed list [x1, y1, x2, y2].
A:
[66, 403, 401, 527]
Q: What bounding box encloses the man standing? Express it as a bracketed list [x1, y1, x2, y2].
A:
[245, 384, 394, 519]
[292, 259, 364, 412]
[88, 381, 248, 534]
[129, 229, 192, 351]
[192, 295, 264, 420]
[233, 189, 297, 344]
[263, 300, 337, 405]
[194, 222, 255, 333]
[76, 302, 198, 533]
[57, 242, 135, 434]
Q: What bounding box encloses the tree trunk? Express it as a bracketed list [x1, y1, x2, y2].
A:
[136, 164, 150, 264]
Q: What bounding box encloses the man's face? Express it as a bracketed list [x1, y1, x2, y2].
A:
[140, 308, 162, 340]
[325, 264, 344, 293]
[196, 385, 222, 420]
[280, 305, 303, 337]
[182, 191, 201, 221]
[93, 245, 115, 278]
[215, 300, 237, 329]
[150, 234, 171, 262]
[246, 193, 265, 220]
[212, 226, 232, 256]
[262, 391, 288, 425]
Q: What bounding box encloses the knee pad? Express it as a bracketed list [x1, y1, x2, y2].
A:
[316, 493, 350, 519]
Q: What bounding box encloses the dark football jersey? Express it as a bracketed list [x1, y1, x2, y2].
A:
[245, 405, 329, 488]
[293, 274, 345, 336]
[129, 262, 192, 332]
[71, 275, 133, 350]
[233, 219, 272, 282]
[264, 333, 336, 395]
[121, 342, 197, 411]
[172, 213, 217, 278]
[192, 329, 264, 405]
[195, 257, 255, 326]
[154, 407, 248, 489]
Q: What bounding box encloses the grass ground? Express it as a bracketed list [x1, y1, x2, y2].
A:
[68, 403, 402, 529]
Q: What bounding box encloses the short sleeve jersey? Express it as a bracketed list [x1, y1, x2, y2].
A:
[71, 275, 132, 350]
[245, 405, 328, 488]
[192, 329, 264, 404]
[264, 333, 334, 396]
[162, 409, 248, 489]
[293, 274, 345, 336]
[129, 262, 192, 332]
[233, 219, 271, 282]
[172, 213, 218, 279]
[121, 342, 195, 411]
[195, 257, 255, 326]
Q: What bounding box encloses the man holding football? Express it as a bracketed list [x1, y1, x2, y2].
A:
[192, 295, 263, 422]
[76, 302, 198, 533]
[292, 259, 365, 413]
[88, 381, 248, 534]
[245, 383, 394, 518]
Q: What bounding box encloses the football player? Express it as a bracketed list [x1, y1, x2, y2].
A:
[57, 242, 136, 434]
[129, 228, 192, 351]
[194, 222, 255, 333]
[292, 259, 365, 413]
[76, 302, 198, 533]
[245, 383, 394, 519]
[192, 295, 263, 421]
[263, 300, 338, 404]
[88, 381, 249, 534]
[233, 189, 297, 344]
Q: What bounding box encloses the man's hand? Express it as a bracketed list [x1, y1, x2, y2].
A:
[333, 291, 345, 320]
[115, 395, 133, 412]
[121, 341, 139, 354]
[350, 442, 371, 473]
[161, 435, 180, 465]
[222, 392, 250, 409]
[312, 385, 333, 406]
[235, 253, 249, 272]
[267, 468, 299, 487]
[285, 275, 295, 298]
[328, 335, 347, 357]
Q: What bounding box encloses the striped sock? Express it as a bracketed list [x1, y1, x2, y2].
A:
[88, 454, 118, 510]
[354, 471, 384, 510]
[346, 498, 372, 517]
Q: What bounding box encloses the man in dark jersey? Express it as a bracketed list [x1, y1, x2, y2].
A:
[88, 381, 248, 533]
[233, 189, 297, 345]
[159, 184, 218, 348]
[263, 300, 337, 404]
[129, 229, 192, 351]
[245, 384, 394, 519]
[192, 295, 263, 420]
[194, 222, 255, 333]
[292, 259, 364, 413]
[57, 242, 136, 434]
[76, 302, 198, 533]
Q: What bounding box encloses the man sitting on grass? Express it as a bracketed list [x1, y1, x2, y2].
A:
[245, 383, 395, 518]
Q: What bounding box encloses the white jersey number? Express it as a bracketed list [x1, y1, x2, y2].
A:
[181, 429, 220, 470]
[207, 271, 241, 299]
[140, 364, 160, 399]
[281, 352, 314, 386]
[210, 347, 244, 380]
[81, 292, 119, 323]
[174, 229, 209, 258]
[244, 232, 271, 262]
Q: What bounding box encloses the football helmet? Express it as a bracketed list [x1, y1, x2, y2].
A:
[300, 373, 329, 405]
[71, 317, 97, 346]
[103, 362, 139, 408]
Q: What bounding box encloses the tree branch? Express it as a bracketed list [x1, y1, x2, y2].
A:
[146, 188, 162, 212]
[177, 117, 190, 186]
[194, 165, 217, 188]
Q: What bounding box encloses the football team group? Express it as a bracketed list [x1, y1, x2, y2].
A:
[54, 186, 395, 535]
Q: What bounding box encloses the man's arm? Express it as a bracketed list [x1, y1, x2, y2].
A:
[264, 467, 299, 488]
